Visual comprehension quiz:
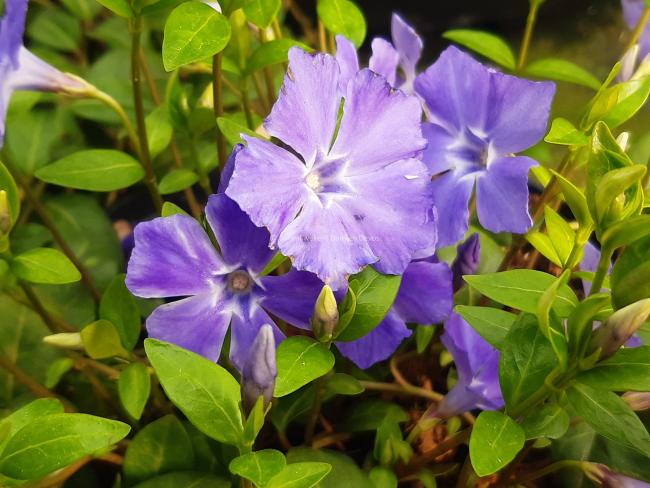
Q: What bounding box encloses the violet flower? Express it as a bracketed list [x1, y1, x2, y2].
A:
[414, 46, 555, 247]
[623, 0, 650, 58]
[437, 312, 503, 417]
[451, 233, 480, 291]
[0, 0, 85, 146]
[241, 324, 277, 413]
[126, 152, 323, 369]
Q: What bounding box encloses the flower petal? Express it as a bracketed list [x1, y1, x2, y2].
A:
[265, 48, 341, 164]
[230, 302, 284, 370]
[331, 68, 426, 172]
[217, 144, 243, 193]
[476, 156, 537, 235]
[260, 269, 323, 329]
[0, 0, 27, 66]
[206, 193, 274, 273]
[369, 38, 398, 86]
[146, 292, 232, 362]
[393, 261, 453, 324]
[336, 310, 411, 369]
[335, 35, 359, 94]
[391, 13, 422, 81]
[421, 122, 459, 175]
[13, 47, 84, 93]
[126, 215, 227, 298]
[226, 136, 310, 245]
[431, 170, 475, 247]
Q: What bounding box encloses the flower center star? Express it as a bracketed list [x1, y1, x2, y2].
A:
[228, 269, 253, 293]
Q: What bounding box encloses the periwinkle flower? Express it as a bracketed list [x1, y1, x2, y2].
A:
[623, 0, 650, 58]
[414, 46, 555, 247]
[226, 47, 436, 290]
[591, 298, 650, 360]
[451, 233, 480, 291]
[0, 0, 86, 146]
[586, 463, 650, 487]
[241, 324, 277, 413]
[436, 312, 503, 417]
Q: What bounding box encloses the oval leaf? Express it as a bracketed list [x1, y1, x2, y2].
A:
[443, 29, 515, 69]
[274, 337, 334, 397]
[118, 362, 151, 420]
[469, 411, 525, 477]
[158, 169, 200, 195]
[229, 449, 286, 487]
[317, 0, 366, 47]
[266, 462, 332, 488]
[11, 247, 81, 284]
[525, 58, 601, 90]
[243, 0, 281, 28]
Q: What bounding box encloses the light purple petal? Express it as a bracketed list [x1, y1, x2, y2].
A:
[0, 0, 27, 65]
[431, 170, 475, 247]
[369, 38, 399, 86]
[146, 292, 232, 362]
[0, 77, 12, 148]
[421, 122, 458, 175]
[260, 269, 324, 329]
[217, 144, 243, 193]
[230, 302, 284, 370]
[226, 136, 309, 246]
[336, 310, 411, 369]
[392, 261, 453, 325]
[331, 68, 426, 171]
[126, 215, 227, 298]
[335, 35, 359, 94]
[264, 48, 340, 164]
[205, 193, 274, 273]
[476, 156, 537, 235]
[12, 47, 84, 93]
[452, 233, 481, 291]
[391, 13, 423, 82]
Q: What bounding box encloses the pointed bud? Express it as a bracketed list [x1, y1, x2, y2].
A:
[623, 392, 650, 411]
[583, 462, 649, 487]
[0, 191, 11, 235]
[619, 45, 640, 82]
[241, 324, 277, 414]
[311, 285, 339, 342]
[591, 298, 650, 360]
[43, 332, 84, 350]
[451, 233, 480, 291]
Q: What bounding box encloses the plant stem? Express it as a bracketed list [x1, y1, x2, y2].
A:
[241, 78, 255, 130]
[514, 460, 587, 484]
[212, 53, 228, 171]
[304, 376, 325, 445]
[89, 88, 141, 157]
[406, 428, 471, 471]
[130, 16, 163, 213]
[318, 20, 327, 52]
[359, 380, 442, 402]
[0, 354, 62, 403]
[259, 29, 277, 103]
[589, 248, 613, 296]
[517, 0, 543, 70]
[20, 281, 74, 333]
[626, 7, 650, 53]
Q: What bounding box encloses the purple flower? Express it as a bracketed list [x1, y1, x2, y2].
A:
[241, 324, 277, 413]
[586, 463, 650, 487]
[126, 158, 323, 369]
[336, 257, 453, 369]
[580, 241, 611, 295]
[437, 313, 503, 417]
[623, 0, 650, 58]
[414, 46, 555, 247]
[226, 47, 436, 290]
[0, 0, 84, 146]
[451, 233, 480, 291]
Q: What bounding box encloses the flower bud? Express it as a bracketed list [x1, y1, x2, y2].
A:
[451, 233, 480, 291]
[43, 332, 84, 350]
[623, 392, 650, 411]
[0, 191, 11, 235]
[311, 285, 339, 342]
[591, 298, 650, 360]
[583, 462, 649, 487]
[241, 324, 277, 414]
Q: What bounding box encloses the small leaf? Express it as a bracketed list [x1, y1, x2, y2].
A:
[45, 358, 74, 389]
[247, 39, 309, 74]
[544, 117, 590, 146]
[163, 2, 232, 71]
[454, 305, 517, 349]
[585, 77, 650, 129]
[36, 150, 144, 191]
[229, 449, 286, 487]
[118, 362, 151, 420]
[0, 161, 20, 228]
[11, 248, 81, 284]
[525, 58, 600, 90]
[611, 236, 650, 309]
[243, 0, 281, 28]
[317, 0, 366, 47]
[266, 462, 332, 488]
[544, 207, 575, 266]
[469, 411, 525, 476]
[551, 170, 593, 233]
[161, 202, 189, 217]
[443, 29, 515, 69]
[525, 231, 562, 267]
[95, 0, 133, 16]
[132, 472, 230, 488]
[520, 404, 570, 440]
[100, 274, 141, 350]
[0, 398, 64, 454]
[81, 319, 129, 359]
[414, 325, 435, 354]
[146, 106, 173, 159]
[577, 346, 650, 391]
[274, 337, 334, 397]
[368, 466, 397, 488]
[217, 115, 261, 145]
[325, 373, 363, 396]
[158, 169, 200, 195]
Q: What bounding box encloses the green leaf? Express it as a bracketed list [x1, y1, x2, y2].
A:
[163, 2, 232, 71]
[611, 236, 650, 309]
[469, 411, 525, 476]
[271, 386, 315, 433]
[368, 467, 397, 488]
[144, 339, 243, 445]
[100, 274, 141, 350]
[325, 373, 363, 396]
[5, 109, 60, 175]
[146, 105, 174, 159]
[0, 399, 64, 455]
[576, 346, 650, 391]
[61, 0, 102, 20]
[335, 267, 402, 341]
[464, 270, 578, 317]
[247, 39, 308, 74]
[286, 448, 372, 488]
[95, 0, 134, 16]
[525, 58, 600, 90]
[11, 248, 81, 284]
[544, 207, 575, 266]
[593, 165, 646, 226]
[551, 170, 593, 233]
[499, 314, 556, 410]
[274, 337, 334, 397]
[118, 363, 151, 420]
[0, 161, 20, 228]
[526, 231, 562, 267]
[520, 404, 570, 440]
[161, 202, 189, 217]
[243, 0, 281, 28]
[27, 9, 81, 52]
[81, 319, 129, 359]
[567, 382, 650, 457]
[217, 115, 261, 146]
[0, 413, 130, 479]
[266, 462, 332, 488]
[229, 449, 286, 487]
[45, 357, 74, 389]
[132, 472, 231, 488]
[586, 77, 650, 129]
[602, 214, 650, 255]
[443, 29, 515, 69]
[317, 0, 366, 47]
[158, 169, 200, 195]
[544, 117, 590, 146]
[342, 400, 407, 433]
[454, 305, 517, 349]
[414, 325, 435, 354]
[36, 150, 144, 191]
[123, 415, 194, 485]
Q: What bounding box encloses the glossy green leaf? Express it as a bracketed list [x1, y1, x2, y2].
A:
[368, 467, 397, 488]
[81, 319, 129, 359]
[217, 115, 261, 145]
[414, 325, 435, 354]
[118, 362, 151, 420]
[163, 2, 232, 71]
[551, 170, 593, 232]
[577, 347, 650, 391]
[45, 358, 74, 389]
[95, 0, 133, 16]
[266, 462, 332, 488]
[243, 0, 281, 28]
[526, 231, 562, 267]
[274, 336, 334, 397]
[0, 413, 130, 479]
[100, 274, 141, 350]
[317, 0, 366, 47]
[229, 449, 286, 487]
[469, 411, 525, 476]
[271, 386, 315, 433]
[602, 214, 650, 255]
[544, 117, 590, 146]
[133, 472, 230, 488]
[158, 169, 200, 195]
[0, 161, 19, 228]
[536, 271, 570, 369]
[0, 398, 64, 455]
[586, 77, 650, 129]
[11, 248, 81, 284]
[161, 202, 189, 217]
[455, 305, 517, 349]
[325, 373, 363, 396]
[520, 404, 570, 440]
[144, 339, 243, 445]
[36, 150, 144, 191]
[525, 58, 600, 90]
[593, 165, 646, 225]
[146, 105, 174, 159]
[286, 448, 372, 488]
[443, 29, 515, 69]
[28, 9, 81, 52]
[342, 400, 408, 433]
[611, 236, 650, 309]
[247, 39, 308, 73]
[544, 207, 575, 265]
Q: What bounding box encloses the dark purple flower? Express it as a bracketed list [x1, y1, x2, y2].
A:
[586, 463, 650, 487]
[226, 47, 436, 290]
[451, 233, 480, 291]
[126, 178, 323, 369]
[414, 46, 555, 246]
[241, 324, 277, 413]
[623, 0, 650, 58]
[0, 0, 84, 146]
[437, 312, 503, 417]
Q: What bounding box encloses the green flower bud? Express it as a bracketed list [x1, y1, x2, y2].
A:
[591, 298, 650, 360]
[0, 191, 11, 236]
[43, 332, 84, 350]
[311, 285, 339, 342]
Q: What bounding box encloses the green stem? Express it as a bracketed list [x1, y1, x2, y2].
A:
[304, 376, 325, 445]
[589, 248, 613, 296]
[212, 53, 228, 171]
[515, 460, 587, 484]
[130, 16, 163, 213]
[89, 88, 140, 155]
[241, 78, 255, 130]
[626, 7, 650, 53]
[517, 0, 543, 70]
